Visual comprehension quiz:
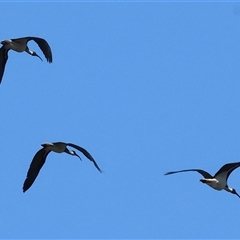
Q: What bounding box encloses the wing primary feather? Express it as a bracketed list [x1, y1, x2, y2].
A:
[165, 169, 212, 178]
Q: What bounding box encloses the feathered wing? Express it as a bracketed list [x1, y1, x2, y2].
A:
[23, 148, 50, 192]
[11, 36, 52, 63]
[214, 162, 240, 180]
[165, 169, 213, 179]
[30, 37, 52, 63]
[67, 143, 102, 172]
[0, 46, 8, 84]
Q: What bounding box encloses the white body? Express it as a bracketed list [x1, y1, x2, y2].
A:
[203, 178, 226, 191]
[202, 171, 230, 191]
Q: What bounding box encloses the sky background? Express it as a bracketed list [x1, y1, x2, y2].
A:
[1, 2, 240, 239]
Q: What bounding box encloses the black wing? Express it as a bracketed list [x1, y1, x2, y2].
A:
[23, 148, 51, 192]
[17, 36, 52, 63]
[67, 143, 102, 173]
[165, 169, 213, 179]
[214, 162, 240, 180]
[0, 46, 8, 84]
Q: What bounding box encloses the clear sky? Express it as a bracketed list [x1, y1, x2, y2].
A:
[1, 2, 240, 239]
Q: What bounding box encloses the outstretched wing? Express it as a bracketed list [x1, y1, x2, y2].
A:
[26, 37, 52, 63]
[67, 143, 102, 173]
[23, 148, 51, 192]
[0, 46, 8, 84]
[214, 162, 240, 180]
[165, 169, 213, 179]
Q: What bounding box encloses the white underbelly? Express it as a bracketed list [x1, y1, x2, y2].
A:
[206, 178, 226, 191]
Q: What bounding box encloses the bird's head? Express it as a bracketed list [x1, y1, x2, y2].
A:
[32, 51, 43, 61]
[71, 150, 82, 161]
[65, 147, 82, 161]
[230, 188, 240, 198]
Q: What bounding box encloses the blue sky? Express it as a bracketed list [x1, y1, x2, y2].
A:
[1, 2, 240, 239]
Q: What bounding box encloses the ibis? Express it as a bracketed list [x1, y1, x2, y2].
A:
[165, 162, 240, 198]
[0, 36, 52, 84]
[23, 142, 102, 192]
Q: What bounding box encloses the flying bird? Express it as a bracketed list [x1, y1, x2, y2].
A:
[0, 36, 52, 84]
[165, 162, 240, 198]
[23, 142, 102, 192]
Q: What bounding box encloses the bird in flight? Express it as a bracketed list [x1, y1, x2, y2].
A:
[0, 36, 52, 84]
[165, 162, 240, 198]
[23, 142, 102, 192]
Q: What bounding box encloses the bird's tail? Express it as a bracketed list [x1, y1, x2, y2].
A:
[200, 179, 207, 183]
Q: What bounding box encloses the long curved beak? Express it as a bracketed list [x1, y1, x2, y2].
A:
[64, 148, 82, 161]
[28, 49, 43, 61]
[74, 151, 82, 161]
[35, 53, 43, 61]
[235, 191, 240, 198]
